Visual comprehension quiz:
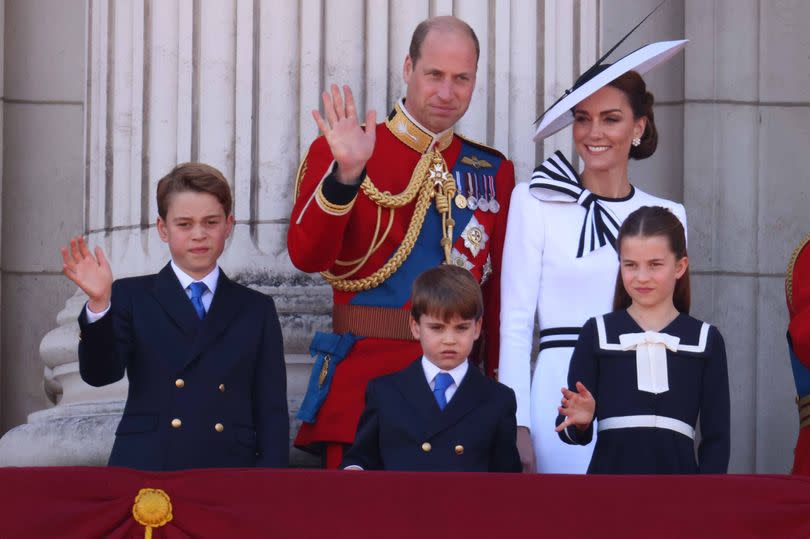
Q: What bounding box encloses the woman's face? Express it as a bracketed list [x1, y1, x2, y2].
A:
[572, 85, 646, 175]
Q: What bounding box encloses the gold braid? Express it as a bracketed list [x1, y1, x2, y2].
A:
[786, 232, 810, 311]
[359, 157, 427, 208]
[321, 149, 454, 292]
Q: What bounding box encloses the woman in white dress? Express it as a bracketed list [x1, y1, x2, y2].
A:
[498, 40, 688, 473]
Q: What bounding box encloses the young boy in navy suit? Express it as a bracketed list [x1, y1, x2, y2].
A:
[60, 163, 288, 471]
[341, 265, 521, 472]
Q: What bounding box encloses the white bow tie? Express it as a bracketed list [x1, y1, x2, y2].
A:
[619, 331, 680, 394]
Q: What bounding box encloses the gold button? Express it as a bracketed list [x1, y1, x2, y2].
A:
[175, 378, 185, 388]
[421, 442, 432, 452]
[214, 423, 224, 433]
[454, 445, 464, 455]
[171, 418, 182, 428]
[218, 384, 225, 392]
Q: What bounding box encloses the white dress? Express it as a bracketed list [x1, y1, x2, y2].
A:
[498, 151, 687, 473]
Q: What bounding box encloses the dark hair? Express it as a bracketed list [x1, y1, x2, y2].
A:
[408, 16, 480, 66]
[607, 70, 657, 160]
[612, 206, 690, 313]
[411, 264, 483, 322]
[156, 162, 233, 219]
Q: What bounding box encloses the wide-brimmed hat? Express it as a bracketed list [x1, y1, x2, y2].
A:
[533, 40, 687, 141]
[533, 1, 687, 142]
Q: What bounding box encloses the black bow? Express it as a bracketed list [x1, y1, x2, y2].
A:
[529, 151, 623, 258]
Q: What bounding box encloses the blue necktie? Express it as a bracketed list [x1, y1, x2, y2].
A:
[433, 372, 454, 411]
[188, 282, 207, 320]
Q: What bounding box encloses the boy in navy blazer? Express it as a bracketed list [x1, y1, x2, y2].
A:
[341, 265, 521, 472]
[61, 163, 288, 471]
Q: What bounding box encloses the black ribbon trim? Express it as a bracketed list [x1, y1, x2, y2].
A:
[531, 151, 624, 258]
[538, 340, 579, 352]
[539, 327, 582, 337]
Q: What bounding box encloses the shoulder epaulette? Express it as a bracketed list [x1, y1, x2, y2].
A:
[456, 133, 507, 160]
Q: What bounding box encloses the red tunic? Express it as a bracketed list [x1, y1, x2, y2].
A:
[787, 233, 810, 475]
[288, 102, 515, 454]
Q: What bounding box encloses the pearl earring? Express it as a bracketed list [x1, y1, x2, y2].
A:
[631, 137, 641, 147]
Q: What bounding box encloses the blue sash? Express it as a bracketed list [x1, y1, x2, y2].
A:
[350, 140, 502, 307]
[789, 333, 810, 398]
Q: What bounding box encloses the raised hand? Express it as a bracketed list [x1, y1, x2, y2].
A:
[61, 236, 113, 313]
[312, 84, 377, 184]
[555, 381, 596, 433]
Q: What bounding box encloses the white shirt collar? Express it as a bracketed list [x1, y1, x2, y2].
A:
[421, 356, 468, 388]
[170, 260, 220, 294]
[399, 98, 454, 148]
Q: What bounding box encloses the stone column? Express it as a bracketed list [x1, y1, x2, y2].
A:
[684, 0, 810, 473]
[0, 0, 86, 464]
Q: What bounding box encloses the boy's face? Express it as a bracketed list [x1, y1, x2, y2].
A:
[409, 312, 482, 370]
[157, 191, 234, 280]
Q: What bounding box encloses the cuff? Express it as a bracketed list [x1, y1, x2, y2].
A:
[321, 163, 364, 205]
[85, 302, 111, 323]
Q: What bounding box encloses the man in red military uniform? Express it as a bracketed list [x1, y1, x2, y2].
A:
[288, 16, 516, 468]
[787, 233, 810, 475]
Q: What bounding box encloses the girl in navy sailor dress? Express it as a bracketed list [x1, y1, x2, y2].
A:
[556, 206, 730, 474]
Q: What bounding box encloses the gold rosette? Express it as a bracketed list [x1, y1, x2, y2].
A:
[132, 488, 173, 539]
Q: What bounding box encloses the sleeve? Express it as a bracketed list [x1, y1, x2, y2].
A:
[497, 183, 544, 428]
[255, 296, 291, 468]
[480, 158, 516, 378]
[556, 318, 598, 446]
[489, 386, 522, 472]
[78, 280, 130, 387]
[697, 326, 731, 473]
[340, 380, 383, 470]
[287, 136, 365, 273]
[789, 309, 810, 367]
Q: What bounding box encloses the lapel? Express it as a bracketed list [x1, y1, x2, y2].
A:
[429, 364, 490, 439]
[151, 262, 201, 337]
[393, 359, 445, 438]
[393, 359, 492, 440]
[183, 270, 243, 370]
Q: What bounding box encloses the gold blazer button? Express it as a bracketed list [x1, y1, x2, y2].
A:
[214, 423, 224, 433]
[421, 442, 432, 452]
[454, 445, 464, 455]
[171, 418, 182, 428]
[218, 384, 225, 392]
[175, 379, 185, 388]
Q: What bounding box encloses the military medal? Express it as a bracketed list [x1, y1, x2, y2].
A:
[477, 175, 490, 212]
[466, 173, 478, 211]
[488, 175, 500, 213]
[454, 171, 468, 209]
[461, 216, 489, 257]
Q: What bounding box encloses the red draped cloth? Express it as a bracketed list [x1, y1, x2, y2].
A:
[2, 467, 809, 538]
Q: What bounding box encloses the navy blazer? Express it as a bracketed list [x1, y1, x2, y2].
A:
[78, 263, 289, 471]
[342, 359, 521, 472]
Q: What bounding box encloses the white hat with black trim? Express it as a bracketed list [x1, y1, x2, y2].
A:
[533, 0, 688, 142]
[533, 40, 688, 142]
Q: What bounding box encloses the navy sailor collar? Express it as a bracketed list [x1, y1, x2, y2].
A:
[529, 150, 635, 257]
